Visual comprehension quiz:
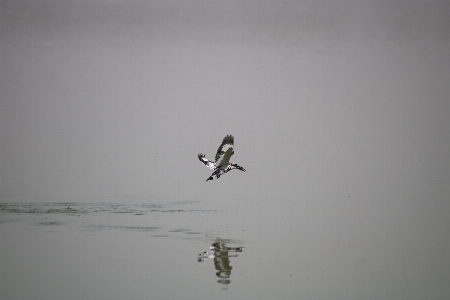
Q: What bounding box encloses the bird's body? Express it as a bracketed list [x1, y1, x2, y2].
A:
[198, 135, 246, 182]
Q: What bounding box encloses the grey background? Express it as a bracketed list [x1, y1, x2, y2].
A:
[1, 1, 449, 299]
[1, 0, 449, 203]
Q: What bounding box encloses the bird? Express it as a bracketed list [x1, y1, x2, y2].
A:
[198, 135, 246, 182]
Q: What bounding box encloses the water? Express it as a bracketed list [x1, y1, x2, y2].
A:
[1, 202, 247, 299]
[1, 200, 449, 299]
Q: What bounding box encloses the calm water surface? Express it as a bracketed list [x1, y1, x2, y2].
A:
[1, 202, 250, 299]
[1, 200, 448, 300]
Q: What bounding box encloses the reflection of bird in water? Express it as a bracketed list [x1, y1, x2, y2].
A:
[198, 246, 215, 262]
[198, 135, 246, 182]
[214, 242, 243, 253]
[197, 242, 243, 287]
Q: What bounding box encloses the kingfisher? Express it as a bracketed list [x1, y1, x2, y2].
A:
[198, 135, 246, 182]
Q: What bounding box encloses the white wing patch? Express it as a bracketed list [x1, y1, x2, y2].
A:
[198, 153, 215, 169]
[214, 135, 234, 168]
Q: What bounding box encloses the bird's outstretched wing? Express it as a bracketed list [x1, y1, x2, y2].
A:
[198, 153, 215, 169]
[215, 135, 234, 168]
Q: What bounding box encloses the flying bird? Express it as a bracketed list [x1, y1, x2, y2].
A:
[198, 135, 246, 182]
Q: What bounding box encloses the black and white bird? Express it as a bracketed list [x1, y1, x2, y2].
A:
[198, 135, 246, 182]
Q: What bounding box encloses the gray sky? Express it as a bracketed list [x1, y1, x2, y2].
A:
[1, 0, 449, 203]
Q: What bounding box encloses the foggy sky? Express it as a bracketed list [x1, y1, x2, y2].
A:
[1, 0, 449, 203]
